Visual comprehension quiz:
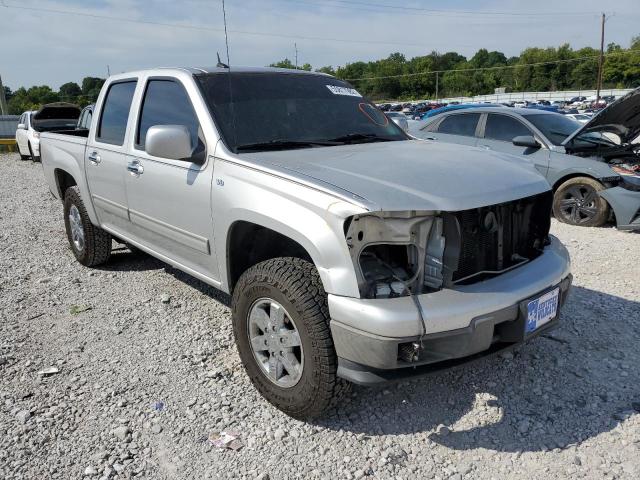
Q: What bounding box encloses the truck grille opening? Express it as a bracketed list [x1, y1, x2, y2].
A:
[446, 191, 552, 285]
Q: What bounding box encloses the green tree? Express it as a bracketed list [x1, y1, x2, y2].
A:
[59, 82, 82, 102]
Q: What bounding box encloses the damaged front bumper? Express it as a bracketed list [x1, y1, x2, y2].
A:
[599, 186, 640, 230]
[329, 235, 572, 385]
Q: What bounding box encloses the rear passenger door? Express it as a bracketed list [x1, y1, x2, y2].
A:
[86, 80, 137, 232]
[423, 113, 481, 147]
[123, 77, 218, 282]
[479, 113, 550, 175]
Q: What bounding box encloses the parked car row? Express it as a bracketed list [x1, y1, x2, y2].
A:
[35, 66, 574, 419]
[409, 91, 640, 230]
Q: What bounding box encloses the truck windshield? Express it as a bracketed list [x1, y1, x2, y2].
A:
[195, 72, 408, 153]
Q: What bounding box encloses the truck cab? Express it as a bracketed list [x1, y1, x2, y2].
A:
[40, 67, 571, 419]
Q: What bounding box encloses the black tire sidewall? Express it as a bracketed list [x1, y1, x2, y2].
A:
[63, 187, 92, 266]
[232, 261, 336, 418]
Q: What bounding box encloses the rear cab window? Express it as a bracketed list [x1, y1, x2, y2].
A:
[96, 81, 137, 146]
[437, 113, 481, 137]
[484, 114, 532, 142]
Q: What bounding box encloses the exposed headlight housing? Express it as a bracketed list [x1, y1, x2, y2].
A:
[344, 211, 444, 299]
[610, 166, 640, 192]
[32, 131, 40, 138]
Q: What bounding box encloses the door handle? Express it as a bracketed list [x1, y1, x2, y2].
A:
[88, 151, 101, 165]
[478, 144, 491, 150]
[127, 161, 144, 175]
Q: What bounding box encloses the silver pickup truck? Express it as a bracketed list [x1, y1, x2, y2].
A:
[40, 66, 571, 419]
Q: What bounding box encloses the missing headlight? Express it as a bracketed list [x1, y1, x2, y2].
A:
[359, 244, 417, 298]
[345, 211, 436, 299]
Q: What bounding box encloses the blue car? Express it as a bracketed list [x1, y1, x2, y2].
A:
[418, 103, 504, 120]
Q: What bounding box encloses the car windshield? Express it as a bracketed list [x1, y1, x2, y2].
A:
[521, 113, 581, 145]
[195, 72, 407, 152]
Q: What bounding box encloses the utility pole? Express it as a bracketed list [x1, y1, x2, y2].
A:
[596, 12, 606, 106]
[0, 75, 8, 115]
[435, 71, 439, 101]
[294, 43, 298, 69]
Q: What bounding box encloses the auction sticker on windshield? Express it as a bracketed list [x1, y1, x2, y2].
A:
[326, 85, 362, 97]
[525, 287, 559, 333]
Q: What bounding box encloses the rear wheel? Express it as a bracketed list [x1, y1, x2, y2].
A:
[553, 177, 609, 227]
[63, 186, 112, 266]
[231, 257, 348, 419]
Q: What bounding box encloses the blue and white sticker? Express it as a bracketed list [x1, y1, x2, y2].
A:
[326, 85, 362, 97]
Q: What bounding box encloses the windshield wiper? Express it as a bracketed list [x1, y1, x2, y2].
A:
[236, 139, 338, 152]
[327, 133, 393, 144]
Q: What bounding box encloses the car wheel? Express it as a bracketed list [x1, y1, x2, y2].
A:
[63, 186, 112, 266]
[553, 177, 610, 227]
[231, 257, 349, 419]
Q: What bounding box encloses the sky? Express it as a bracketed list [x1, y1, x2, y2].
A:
[1, 0, 639, 90]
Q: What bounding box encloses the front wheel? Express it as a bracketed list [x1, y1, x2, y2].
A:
[231, 258, 348, 419]
[63, 186, 112, 266]
[553, 177, 610, 227]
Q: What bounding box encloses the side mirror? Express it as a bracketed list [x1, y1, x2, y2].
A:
[390, 116, 409, 132]
[145, 125, 192, 160]
[512, 135, 540, 148]
[17, 123, 26, 130]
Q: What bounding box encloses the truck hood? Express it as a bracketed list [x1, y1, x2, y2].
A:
[563, 87, 640, 146]
[239, 140, 550, 211]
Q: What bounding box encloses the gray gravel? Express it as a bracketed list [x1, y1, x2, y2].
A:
[1, 152, 639, 479]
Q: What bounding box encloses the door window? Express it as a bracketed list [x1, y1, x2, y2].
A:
[96, 81, 137, 145]
[136, 79, 203, 160]
[437, 113, 480, 137]
[484, 114, 532, 142]
[79, 108, 93, 129]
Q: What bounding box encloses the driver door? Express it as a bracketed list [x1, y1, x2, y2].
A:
[123, 77, 218, 282]
[478, 113, 551, 176]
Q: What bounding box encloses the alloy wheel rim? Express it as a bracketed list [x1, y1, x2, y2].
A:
[559, 185, 598, 224]
[68, 205, 85, 252]
[247, 298, 304, 388]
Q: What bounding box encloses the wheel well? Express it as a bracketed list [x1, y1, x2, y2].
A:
[551, 173, 600, 192]
[54, 169, 77, 199]
[227, 221, 313, 292]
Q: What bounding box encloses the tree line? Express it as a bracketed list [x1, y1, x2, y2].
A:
[4, 36, 639, 114]
[273, 36, 640, 101]
[4, 77, 105, 115]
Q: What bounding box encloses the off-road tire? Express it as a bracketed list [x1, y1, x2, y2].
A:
[553, 176, 610, 227]
[63, 186, 112, 266]
[231, 257, 349, 419]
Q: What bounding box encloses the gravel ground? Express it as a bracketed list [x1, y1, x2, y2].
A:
[1, 152, 639, 480]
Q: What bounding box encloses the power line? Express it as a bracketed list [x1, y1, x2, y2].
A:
[344, 49, 639, 81]
[280, 0, 607, 17]
[1, 2, 471, 48]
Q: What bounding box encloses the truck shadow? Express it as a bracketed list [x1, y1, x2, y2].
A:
[317, 286, 640, 453]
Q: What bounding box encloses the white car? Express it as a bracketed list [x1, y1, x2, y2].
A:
[16, 103, 82, 162]
[15, 111, 40, 161]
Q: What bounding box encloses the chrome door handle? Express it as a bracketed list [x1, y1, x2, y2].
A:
[88, 151, 101, 164]
[127, 161, 144, 175]
[478, 144, 491, 150]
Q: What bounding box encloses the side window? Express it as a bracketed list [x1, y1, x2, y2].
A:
[97, 81, 137, 145]
[437, 113, 481, 137]
[79, 108, 92, 129]
[484, 114, 532, 142]
[136, 79, 202, 159]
